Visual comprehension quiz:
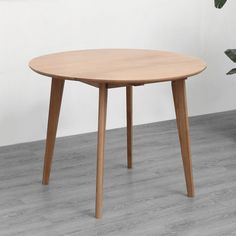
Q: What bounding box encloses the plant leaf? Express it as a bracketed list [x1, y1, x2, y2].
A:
[227, 68, 236, 75]
[225, 49, 236, 63]
[215, 0, 227, 8]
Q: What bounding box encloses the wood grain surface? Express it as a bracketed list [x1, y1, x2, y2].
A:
[29, 49, 206, 85]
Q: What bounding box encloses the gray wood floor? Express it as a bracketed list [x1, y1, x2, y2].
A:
[1, 110, 236, 236]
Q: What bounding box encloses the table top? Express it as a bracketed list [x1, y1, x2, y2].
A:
[29, 49, 206, 85]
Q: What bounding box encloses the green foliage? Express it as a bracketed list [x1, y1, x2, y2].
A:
[225, 50, 236, 75]
[225, 49, 236, 63]
[215, 1, 236, 75]
[215, 0, 227, 8]
[227, 69, 236, 75]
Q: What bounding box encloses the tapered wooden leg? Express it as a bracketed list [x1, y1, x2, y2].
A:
[42, 78, 65, 185]
[126, 86, 133, 169]
[95, 84, 108, 218]
[172, 79, 194, 197]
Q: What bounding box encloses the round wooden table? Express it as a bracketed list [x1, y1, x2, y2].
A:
[29, 49, 206, 218]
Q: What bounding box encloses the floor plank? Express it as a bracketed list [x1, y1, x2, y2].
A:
[1, 110, 236, 235]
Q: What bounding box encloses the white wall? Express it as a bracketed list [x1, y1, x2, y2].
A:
[0, 0, 234, 147]
[190, 0, 236, 116]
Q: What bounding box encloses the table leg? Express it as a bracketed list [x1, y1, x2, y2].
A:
[126, 85, 133, 169]
[95, 84, 108, 218]
[171, 79, 194, 197]
[42, 78, 65, 185]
